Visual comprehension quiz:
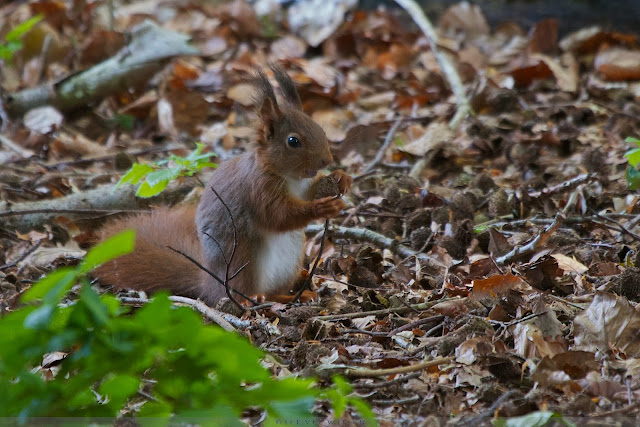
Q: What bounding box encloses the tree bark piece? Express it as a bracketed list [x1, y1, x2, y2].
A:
[5, 20, 200, 115]
[0, 182, 191, 232]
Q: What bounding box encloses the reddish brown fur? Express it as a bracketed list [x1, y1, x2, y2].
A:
[93, 66, 352, 305]
[93, 206, 215, 304]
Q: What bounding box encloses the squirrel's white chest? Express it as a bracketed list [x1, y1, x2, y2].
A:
[286, 176, 313, 200]
[255, 177, 312, 292]
[257, 230, 305, 292]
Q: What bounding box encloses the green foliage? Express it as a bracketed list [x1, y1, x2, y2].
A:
[324, 376, 376, 427]
[0, 15, 43, 62]
[107, 113, 136, 131]
[624, 137, 640, 190]
[1, 231, 373, 423]
[260, 16, 279, 39]
[117, 143, 216, 198]
[493, 411, 575, 427]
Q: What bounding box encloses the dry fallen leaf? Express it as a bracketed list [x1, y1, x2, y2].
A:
[573, 292, 640, 357]
[400, 121, 453, 157]
[531, 53, 579, 92]
[287, 0, 357, 47]
[227, 83, 257, 106]
[552, 253, 588, 274]
[455, 337, 492, 365]
[437, 2, 489, 38]
[594, 48, 640, 81]
[528, 18, 558, 54]
[472, 273, 527, 298]
[24, 106, 64, 135]
[271, 35, 307, 60]
[24, 246, 87, 269]
[532, 350, 598, 391]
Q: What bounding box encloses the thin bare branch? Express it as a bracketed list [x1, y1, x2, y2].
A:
[291, 218, 329, 304]
[361, 118, 403, 175]
[394, 0, 471, 127]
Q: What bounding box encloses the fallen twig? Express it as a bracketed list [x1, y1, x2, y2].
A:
[495, 188, 581, 265]
[342, 356, 453, 378]
[547, 294, 586, 310]
[495, 214, 564, 265]
[354, 372, 422, 389]
[372, 396, 421, 405]
[292, 218, 330, 303]
[0, 239, 43, 271]
[313, 298, 455, 321]
[486, 311, 546, 327]
[361, 118, 403, 175]
[394, 0, 471, 128]
[119, 295, 280, 336]
[305, 223, 445, 273]
[389, 315, 444, 335]
[120, 295, 235, 332]
[592, 210, 640, 242]
[527, 173, 597, 199]
[461, 390, 521, 427]
[0, 134, 35, 159]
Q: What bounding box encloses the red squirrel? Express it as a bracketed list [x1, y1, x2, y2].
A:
[93, 66, 352, 306]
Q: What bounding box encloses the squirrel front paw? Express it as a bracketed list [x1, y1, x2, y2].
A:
[311, 196, 346, 219]
[329, 169, 353, 195]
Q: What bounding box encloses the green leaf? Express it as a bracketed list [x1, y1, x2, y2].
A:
[624, 147, 640, 168]
[23, 304, 56, 329]
[474, 224, 488, 233]
[187, 142, 206, 158]
[79, 284, 110, 326]
[627, 166, 640, 190]
[145, 168, 181, 187]
[108, 114, 135, 130]
[117, 163, 154, 187]
[495, 411, 575, 427]
[0, 46, 12, 60]
[187, 147, 216, 163]
[0, 41, 22, 59]
[138, 400, 173, 417]
[349, 399, 376, 427]
[99, 374, 140, 406]
[136, 179, 169, 198]
[625, 136, 640, 145]
[268, 397, 315, 421]
[79, 229, 135, 273]
[20, 267, 77, 303]
[5, 15, 43, 42]
[196, 162, 217, 170]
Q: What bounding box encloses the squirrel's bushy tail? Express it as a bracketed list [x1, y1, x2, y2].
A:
[93, 205, 214, 305]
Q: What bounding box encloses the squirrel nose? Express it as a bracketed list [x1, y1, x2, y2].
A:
[320, 151, 333, 168]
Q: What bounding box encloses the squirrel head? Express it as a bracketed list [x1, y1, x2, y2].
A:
[254, 66, 333, 180]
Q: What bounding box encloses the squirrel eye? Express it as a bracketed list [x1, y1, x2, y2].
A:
[287, 136, 301, 148]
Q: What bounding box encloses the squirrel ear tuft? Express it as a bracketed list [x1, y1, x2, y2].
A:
[254, 69, 282, 142]
[259, 96, 280, 142]
[270, 64, 302, 109]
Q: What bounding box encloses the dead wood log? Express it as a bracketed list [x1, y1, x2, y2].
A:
[5, 20, 200, 116]
[0, 182, 192, 233]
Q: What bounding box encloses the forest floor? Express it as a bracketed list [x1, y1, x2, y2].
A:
[2, 0, 640, 425]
